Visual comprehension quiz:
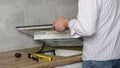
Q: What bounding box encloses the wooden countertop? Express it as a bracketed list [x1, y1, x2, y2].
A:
[0, 47, 82, 68]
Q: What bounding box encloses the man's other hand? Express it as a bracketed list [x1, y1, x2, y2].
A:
[52, 16, 69, 32]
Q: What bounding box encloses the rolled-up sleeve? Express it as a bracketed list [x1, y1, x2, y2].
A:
[69, 0, 101, 38]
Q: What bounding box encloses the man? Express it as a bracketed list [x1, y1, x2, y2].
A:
[52, 0, 120, 68]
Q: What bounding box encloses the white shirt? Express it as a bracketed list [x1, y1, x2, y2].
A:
[69, 0, 120, 61]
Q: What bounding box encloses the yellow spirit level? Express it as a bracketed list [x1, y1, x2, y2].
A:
[28, 53, 52, 62]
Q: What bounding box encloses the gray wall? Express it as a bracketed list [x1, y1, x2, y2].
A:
[0, 0, 78, 52]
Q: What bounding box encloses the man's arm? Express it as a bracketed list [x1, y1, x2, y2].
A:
[69, 0, 101, 38]
[52, 0, 101, 38]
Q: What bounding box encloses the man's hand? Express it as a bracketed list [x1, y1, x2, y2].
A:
[52, 16, 69, 32]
